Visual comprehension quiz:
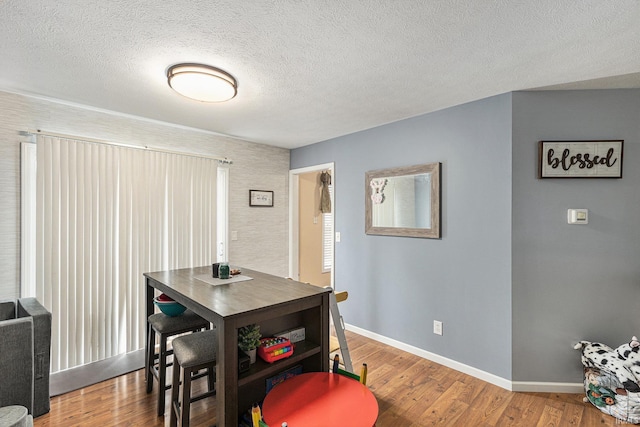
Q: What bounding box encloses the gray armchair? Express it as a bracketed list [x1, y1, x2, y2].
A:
[0, 298, 52, 418]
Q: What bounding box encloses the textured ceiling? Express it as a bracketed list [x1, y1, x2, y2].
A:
[1, 1, 639, 149]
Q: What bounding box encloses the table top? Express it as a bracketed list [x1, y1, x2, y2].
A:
[144, 265, 330, 319]
[144, 266, 332, 427]
[262, 372, 378, 427]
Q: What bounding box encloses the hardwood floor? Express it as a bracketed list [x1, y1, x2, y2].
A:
[34, 330, 620, 426]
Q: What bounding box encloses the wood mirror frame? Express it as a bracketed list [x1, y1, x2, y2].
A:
[365, 162, 441, 239]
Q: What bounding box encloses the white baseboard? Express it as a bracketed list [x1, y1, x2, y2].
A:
[345, 323, 583, 394]
[511, 381, 584, 393]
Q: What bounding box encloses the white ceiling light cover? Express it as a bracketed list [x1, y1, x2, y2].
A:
[167, 64, 237, 103]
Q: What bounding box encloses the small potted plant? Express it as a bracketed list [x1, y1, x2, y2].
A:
[238, 324, 261, 364]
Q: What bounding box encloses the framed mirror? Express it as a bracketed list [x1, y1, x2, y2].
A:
[365, 162, 441, 239]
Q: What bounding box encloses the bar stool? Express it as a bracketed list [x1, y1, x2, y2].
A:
[146, 309, 210, 416]
[0, 406, 33, 427]
[170, 329, 217, 427]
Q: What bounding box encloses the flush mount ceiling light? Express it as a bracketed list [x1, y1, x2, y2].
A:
[167, 63, 237, 103]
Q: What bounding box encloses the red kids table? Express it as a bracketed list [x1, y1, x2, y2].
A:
[262, 372, 378, 427]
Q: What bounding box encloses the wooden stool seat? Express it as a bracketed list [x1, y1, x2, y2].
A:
[145, 309, 210, 416]
[170, 329, 217, 427]
[147, 310, 210, 334]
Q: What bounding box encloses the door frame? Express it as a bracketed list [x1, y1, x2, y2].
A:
[289, 162, 335, 288]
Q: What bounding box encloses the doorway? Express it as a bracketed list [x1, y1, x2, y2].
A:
[289, 162, 335, 288]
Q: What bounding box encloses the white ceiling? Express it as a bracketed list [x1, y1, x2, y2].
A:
[1, 1, 639, 149]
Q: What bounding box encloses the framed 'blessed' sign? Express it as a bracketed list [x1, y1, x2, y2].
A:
[538, 140, 624, 179]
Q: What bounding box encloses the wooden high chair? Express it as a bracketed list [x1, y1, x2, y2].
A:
[328, 289, 354, 373]
[288, 280, 353, 372]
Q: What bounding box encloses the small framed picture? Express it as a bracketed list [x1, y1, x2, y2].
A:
[249, 190, 274, 207]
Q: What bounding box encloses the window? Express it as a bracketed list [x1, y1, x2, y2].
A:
[23, 135, 222, 372]
[322, 184, 333, 273]
[217, 166, 229, 262]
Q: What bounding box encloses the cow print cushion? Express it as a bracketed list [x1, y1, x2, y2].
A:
[576, 337, 640, 424]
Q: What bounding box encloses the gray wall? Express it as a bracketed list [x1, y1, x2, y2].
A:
[292, 94, 514, 379]
[512, 89, 640, 383]
[0, 91, 290, 300]
[293, 88, 640, 385]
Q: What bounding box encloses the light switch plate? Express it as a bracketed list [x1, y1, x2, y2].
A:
[568, 209, 588, 224]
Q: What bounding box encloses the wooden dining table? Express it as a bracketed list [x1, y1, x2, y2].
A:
[144, 265, 331, 427]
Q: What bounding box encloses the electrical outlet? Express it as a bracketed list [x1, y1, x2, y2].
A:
[433, 320, 443, 336]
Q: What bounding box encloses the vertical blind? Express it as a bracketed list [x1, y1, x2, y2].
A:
[322, 184, 333, 273]
[35, 135, 217, 372]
